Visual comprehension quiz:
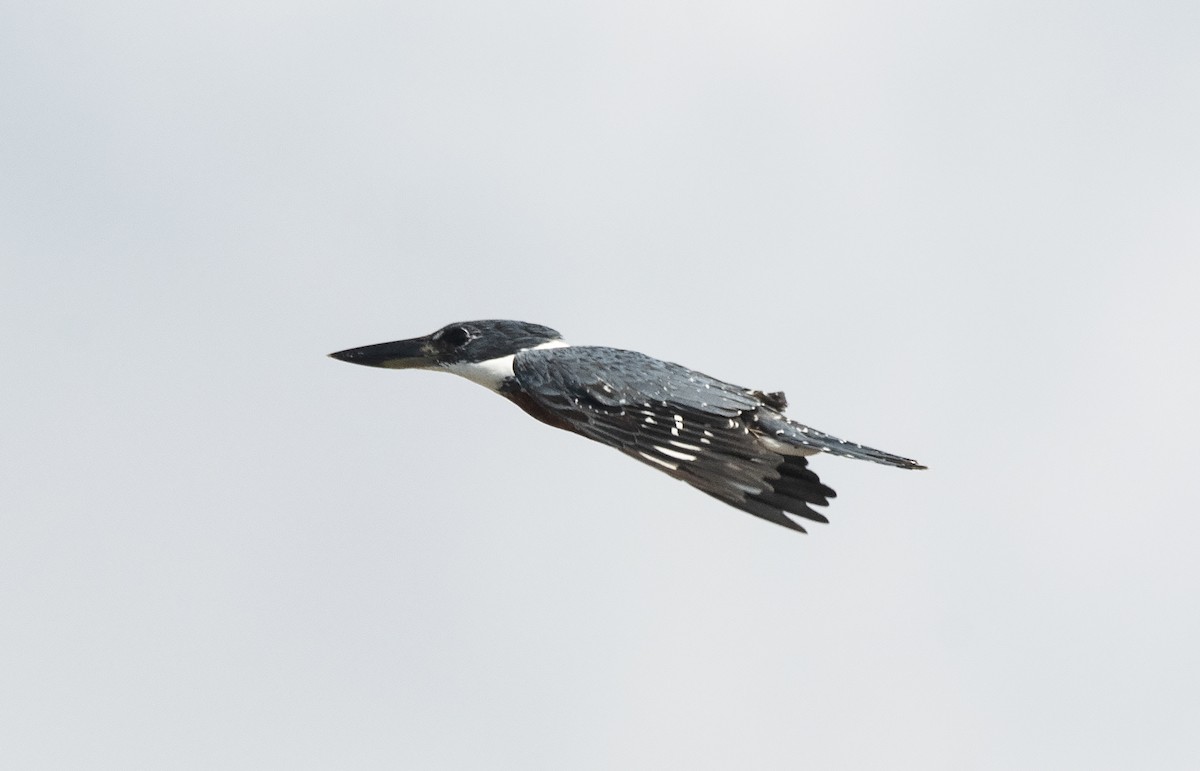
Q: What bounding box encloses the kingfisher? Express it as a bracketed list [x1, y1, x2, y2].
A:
[330, 320, 925, 533]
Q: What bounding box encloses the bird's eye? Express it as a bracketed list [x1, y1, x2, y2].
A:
[442, 326, 472, 347]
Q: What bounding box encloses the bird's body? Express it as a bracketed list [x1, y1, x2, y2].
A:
[331, 320, 924, 533]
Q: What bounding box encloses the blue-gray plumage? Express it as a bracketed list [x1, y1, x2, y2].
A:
[330, 320, 925, 533]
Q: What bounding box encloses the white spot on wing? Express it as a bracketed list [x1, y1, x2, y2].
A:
[639, 451, 678, 470]
[654, 445, 697, 461]
[669, 440, 702, 451]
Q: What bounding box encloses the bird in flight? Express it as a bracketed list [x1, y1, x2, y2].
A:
[330, 320, 924, 533]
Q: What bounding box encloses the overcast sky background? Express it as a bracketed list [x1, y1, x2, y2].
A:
[3, 1, 1199, 769]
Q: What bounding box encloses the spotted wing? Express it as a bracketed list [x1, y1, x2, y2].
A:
[513, 347, 835, 532]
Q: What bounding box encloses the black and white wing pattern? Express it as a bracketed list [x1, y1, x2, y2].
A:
[512, 346, 837, 532]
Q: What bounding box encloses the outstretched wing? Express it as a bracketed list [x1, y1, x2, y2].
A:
[513, 346, 835, 532]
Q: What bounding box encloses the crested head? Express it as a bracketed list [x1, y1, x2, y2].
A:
[430, 320, 563, 363]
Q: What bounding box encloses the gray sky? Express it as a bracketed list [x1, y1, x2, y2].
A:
[3, 1, 1198, 768]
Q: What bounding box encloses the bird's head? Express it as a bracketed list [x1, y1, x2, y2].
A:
[329, 320, 564, 374]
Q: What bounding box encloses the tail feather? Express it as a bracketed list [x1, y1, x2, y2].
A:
[754, 413, 926, 470]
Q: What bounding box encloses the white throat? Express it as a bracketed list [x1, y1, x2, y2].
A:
[443, 339, 570, 392]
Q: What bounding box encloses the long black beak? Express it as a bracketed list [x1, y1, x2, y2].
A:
[328, 336, 438, 369]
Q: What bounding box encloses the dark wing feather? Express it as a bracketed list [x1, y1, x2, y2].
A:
[514, 346, 835, 532]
